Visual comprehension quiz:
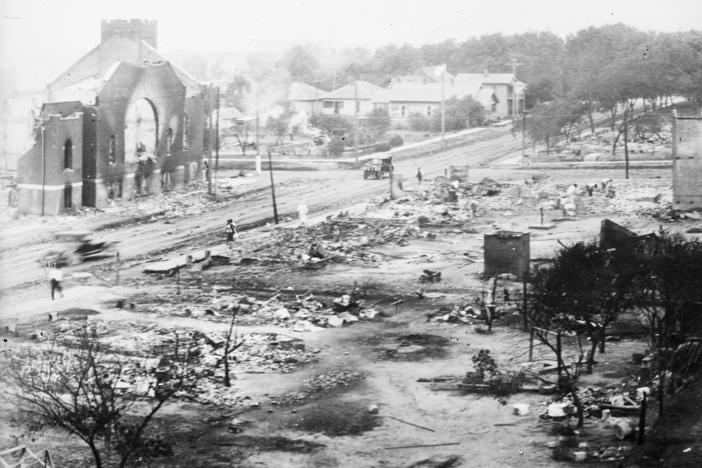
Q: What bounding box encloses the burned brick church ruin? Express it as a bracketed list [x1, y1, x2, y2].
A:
[17, 19, 213, 215]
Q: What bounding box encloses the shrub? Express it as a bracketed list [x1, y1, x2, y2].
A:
[388, 135, 404, 147]
[327, 135, 346, 157]
[471, 349, 497, 381]
[374, 142, 391, 152]
[408, 112, 430, 132]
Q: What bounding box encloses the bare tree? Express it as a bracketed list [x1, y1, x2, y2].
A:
[2, 328, 196, 468]
[222, 309, 245, 387]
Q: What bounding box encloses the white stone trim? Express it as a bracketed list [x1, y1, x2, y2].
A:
[18, 182, 83, 191]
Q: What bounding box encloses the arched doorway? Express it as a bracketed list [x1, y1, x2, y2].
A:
[124, 98, 158, 194]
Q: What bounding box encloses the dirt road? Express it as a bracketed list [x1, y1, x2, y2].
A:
[0, 129, 521, 295]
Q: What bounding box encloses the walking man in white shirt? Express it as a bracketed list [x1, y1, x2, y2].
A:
[48, 266, 64, 300]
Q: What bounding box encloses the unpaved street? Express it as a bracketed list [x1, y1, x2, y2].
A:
[0, 128, 519, 296]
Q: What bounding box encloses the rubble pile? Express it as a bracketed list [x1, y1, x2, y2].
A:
[142, 290, 382, 330]
[17, 318, 320, 389]
[251, 215, 424, 266]
[426, 302, 520, 325]
[534, 126, 672, 164]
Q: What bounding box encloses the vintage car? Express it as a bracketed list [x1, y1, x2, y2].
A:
[362, 157, 394, 180]
[39, 231, 117, 267]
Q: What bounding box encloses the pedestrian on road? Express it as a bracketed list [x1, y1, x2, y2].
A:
[48, 266, 64, 300]
[226, 219, 238, 244]
[416, 167, 423, 185]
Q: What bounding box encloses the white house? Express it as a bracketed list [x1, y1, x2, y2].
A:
[287, 81, 326, 117]
[454, 72, 526, 119]
[373, 82, 499, 125]
[319, 81, 383, 117]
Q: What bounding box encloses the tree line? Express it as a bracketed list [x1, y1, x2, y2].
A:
[279, 24, 702, 108]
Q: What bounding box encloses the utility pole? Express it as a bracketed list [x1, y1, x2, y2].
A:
[354, 79, 360, 163]
[440, 64, 446, 144]
[214, 86, 220, 197]
[255, 87, 261, 174]
[623, 110, 630, 179]
[207, 86, 213, 195]
[506, 58, 524, 118]
[40, 123, 46, 216]
[521, 111, 527, 164]
[266, 148, 279, 224]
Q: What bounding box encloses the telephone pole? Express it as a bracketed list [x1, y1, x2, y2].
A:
[623, 110, 630, 179]
[440, 64, 446, 144]
[521, 111, 527, 164]
[214, 86, 221, 197]
[267, 148, 279, 224]
[207, 85, 213, 195]
[506, 58, 524, 117]
[354, 79, 360, 163]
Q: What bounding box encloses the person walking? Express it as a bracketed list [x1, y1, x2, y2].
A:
[225, 219, 238, 244]
[48, 266, 64, 300]
[416, 167, 423, 185]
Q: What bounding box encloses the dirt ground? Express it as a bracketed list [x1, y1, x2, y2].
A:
[1, 150, 701, 467]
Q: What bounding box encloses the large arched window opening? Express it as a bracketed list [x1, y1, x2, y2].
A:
[64, 139, 73, 169]
[124, 98, 158, 163]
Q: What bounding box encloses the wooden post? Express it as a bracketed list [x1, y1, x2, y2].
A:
[522, 277, 528, 331]
[214, 86, 220, 197]
[638, 393, 647, 445]
[624, 110, 630, 180]
[389, 170, 395, 199]
[176, 267, 181, 295]
[556, 332, 563, 384]
[116, 251, 120, 286]
[267, 149, 279, 224]
[529, 328, 534, 361]
[659, 362, 665, 416]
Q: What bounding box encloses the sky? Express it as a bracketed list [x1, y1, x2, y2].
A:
[2, 0, 702, 90]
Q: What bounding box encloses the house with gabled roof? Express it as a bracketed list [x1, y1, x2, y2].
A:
[454, 71, 526, 118]
[320, 81, 383, 117]
[373, 82, 499, 125]
[287, 82, 326, 116]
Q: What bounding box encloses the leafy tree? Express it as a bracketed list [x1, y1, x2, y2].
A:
[528, 241, 639, 426]
[308, 113, 353, 136]
[431, 96, 485, 132]
[630, 231, 702, 350]
[280, 45, 319, 83]
[327, 135, 346, 157]
[525, 98, 586, 152]
[364, 108, 391, 141]
[524, 102, 561, 152]
[2, 329, 196, 468]
[266, 107, 296, 146]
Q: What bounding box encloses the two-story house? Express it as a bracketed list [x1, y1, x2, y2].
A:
[454, 71, 526, 119]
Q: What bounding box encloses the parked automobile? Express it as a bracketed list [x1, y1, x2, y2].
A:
[362, 157, 394, 180]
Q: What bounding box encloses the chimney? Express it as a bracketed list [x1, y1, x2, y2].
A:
[101, 19, 157, 48]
